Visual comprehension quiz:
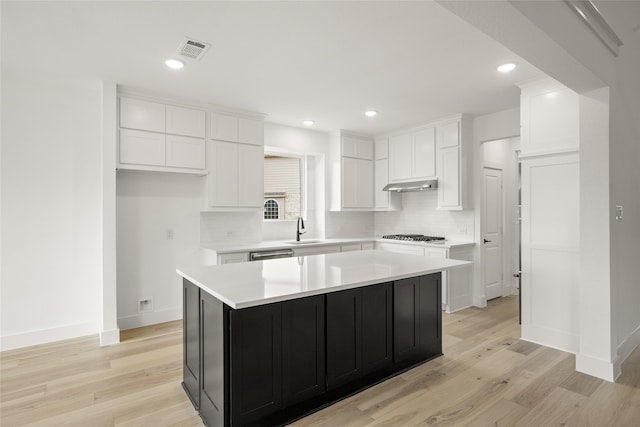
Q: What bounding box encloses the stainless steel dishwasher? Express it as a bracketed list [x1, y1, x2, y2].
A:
[249, 248, 294, 261]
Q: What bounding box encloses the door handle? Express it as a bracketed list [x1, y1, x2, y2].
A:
[483, 239, 492, 244]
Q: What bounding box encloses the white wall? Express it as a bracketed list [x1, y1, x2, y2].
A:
[116, 172, 203, 329]
[374, 191, 473, 240]
[1, 70, 104, 350]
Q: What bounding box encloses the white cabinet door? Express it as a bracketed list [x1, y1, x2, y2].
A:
[375, 137, 388, 160]
[166, 105, 205, 138]
[293, 245, 340, 256]
[340, 244, 362, 252]
[413, 127, 436, 178]
[210, 113, 239, 142]
[389, 134, 413, 182]
[342, 157, 373, 208]
[238, 144, 264, 207]
[375, 242, 425, 256]
[166, 135, 205, 169]
[342, 136, 374, 160]
[361, 242, 375, 250]
[375, 159, 389, 209]
[120, 97, 165, 132]
[438, 122, 459, 148]
[238, 118, 264, 146]
[207, 140, 239, 207]
[439, 145, 460, 208]
[119, 129, 166, 166]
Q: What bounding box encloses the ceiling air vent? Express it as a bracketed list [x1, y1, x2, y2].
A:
[177, 37, 210, 61]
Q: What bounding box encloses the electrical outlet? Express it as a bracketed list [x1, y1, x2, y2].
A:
[615, 205, 624, 221]
[166, 229, 174, 240]
[139, 299, 153, 313]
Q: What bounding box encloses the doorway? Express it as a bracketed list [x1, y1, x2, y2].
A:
[481, 138, 521, 304]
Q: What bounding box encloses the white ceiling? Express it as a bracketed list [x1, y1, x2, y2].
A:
[1, 1, 545, 135]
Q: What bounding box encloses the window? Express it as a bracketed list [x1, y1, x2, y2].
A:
[263, 154, 303, 221]
[264, 199, 280, 220]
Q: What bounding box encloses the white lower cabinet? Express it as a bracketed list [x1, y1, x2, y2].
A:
[206, 140, 263, 209]
[293, 245, 341, 256]
[375, 241, 473, 313]
[218, 252, 250, 264]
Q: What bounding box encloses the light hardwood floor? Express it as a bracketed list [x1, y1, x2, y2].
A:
[1, 296, 639, 426]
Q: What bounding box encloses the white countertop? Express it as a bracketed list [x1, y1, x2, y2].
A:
[177, 250, 472, 309]
[374, 239, 475, 249]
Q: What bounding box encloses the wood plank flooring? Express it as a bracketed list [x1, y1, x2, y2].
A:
[2, 296, 639, 426]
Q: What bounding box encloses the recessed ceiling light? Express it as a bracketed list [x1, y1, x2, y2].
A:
[165, 59, 185, 70]
[497, 63, 516, 73]
[365, 110, 378, 117]
[303, 120, 315, 126]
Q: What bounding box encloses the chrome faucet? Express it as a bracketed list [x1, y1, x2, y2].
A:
[296, 216, 306, 241]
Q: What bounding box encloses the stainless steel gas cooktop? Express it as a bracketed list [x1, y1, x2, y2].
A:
[381, 234, 445, 242]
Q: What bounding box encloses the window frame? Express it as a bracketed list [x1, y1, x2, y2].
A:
[262, 149, 306, 222]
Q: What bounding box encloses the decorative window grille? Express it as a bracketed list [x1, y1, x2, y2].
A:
[264, 199, 279, 220]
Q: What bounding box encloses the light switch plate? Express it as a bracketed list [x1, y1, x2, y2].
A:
[615, 205, 624, 221]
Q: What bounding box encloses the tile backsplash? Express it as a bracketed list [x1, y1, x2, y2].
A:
[374, 191, 474, 240]
[200, 211, 263, 244]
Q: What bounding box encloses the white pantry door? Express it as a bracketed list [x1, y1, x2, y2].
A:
[483, 167, 503, 300]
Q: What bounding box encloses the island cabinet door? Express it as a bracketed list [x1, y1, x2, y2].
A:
[200, 290, 227, 427]
[326, 288, 363, 389]
[183, 280, 200, 409]
[418, 274, 442, 359]
[393, 277, 421, 364]
[229, 304, 283, 425]
[281, 295, 326, 405]
[362, 283, 393, 374]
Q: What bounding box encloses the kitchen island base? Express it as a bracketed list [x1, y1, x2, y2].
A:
[182, 273, 442, 427]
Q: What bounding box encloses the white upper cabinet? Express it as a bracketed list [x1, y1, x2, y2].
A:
[166, 105, 206, 138]
[328, 132, 375, 210]
[207, 140, 239, 207]
[342, 157, 374, 208]
[237, 144, 264, 207]
[373, 137, 401, 211]
[389, 127, 435, 182]
[119, 129, 166, 166]
[210, 114, 264, 147]
[210, 113, 239, 142]
[520, 79, 579, 156]
[435, 118, 468, 210]
[120, 97, 165, 133]
[166, 135, 205, 169]
[118, 96, 206, 173]
[238, 118, 264, 146]
[342, 135, 374, 160]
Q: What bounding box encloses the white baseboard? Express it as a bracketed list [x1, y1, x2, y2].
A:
[576, 353, 618, 382]
[615, 324, 640, 377]
[472, 294, 487, 308]
[100, 328, 121, 346]
[0, 321, 98, 352]
[118, 306, 182, 331]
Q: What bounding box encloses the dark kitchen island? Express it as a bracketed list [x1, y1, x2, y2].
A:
[177, 250, 471, 426]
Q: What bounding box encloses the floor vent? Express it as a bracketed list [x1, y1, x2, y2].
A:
[177, 37, 210, 61]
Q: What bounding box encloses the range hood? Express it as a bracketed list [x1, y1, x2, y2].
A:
[383, 179, 438, 192]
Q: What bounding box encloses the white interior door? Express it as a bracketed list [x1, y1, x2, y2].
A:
[483, 167, 503, 300]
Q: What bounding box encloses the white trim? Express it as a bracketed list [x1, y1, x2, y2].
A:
[615, 325, 640, 376]
[118, 306, 182, 331]
[519, 146, 580, 159]
[116, 164, 208, 176]
[100, 328, 121, 347]
[0, 322, 98, 352]
[576, 353, 619, 382]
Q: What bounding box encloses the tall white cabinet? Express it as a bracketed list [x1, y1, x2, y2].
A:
[329, 132, 375, 211]
[206, 113, 264, 209]
[519, 78, 581, 353]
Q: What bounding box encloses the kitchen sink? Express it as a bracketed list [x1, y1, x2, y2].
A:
[284, 240, 324, 245]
